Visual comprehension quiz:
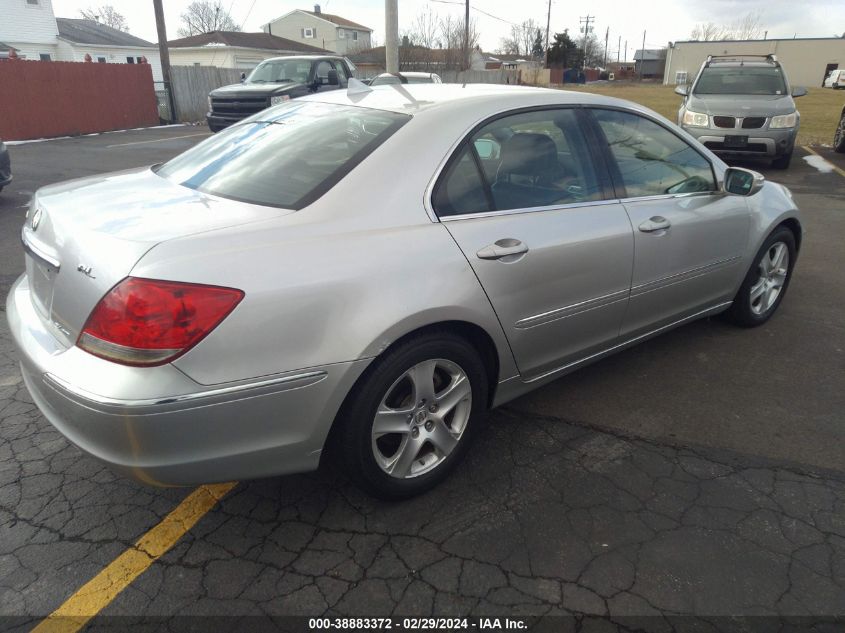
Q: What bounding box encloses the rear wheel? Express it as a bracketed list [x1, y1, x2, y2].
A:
[834, 111, 845, 153]
[771, 151, 792, 169]
[726, 227, 796, 327]
[336, 332, 488, 500]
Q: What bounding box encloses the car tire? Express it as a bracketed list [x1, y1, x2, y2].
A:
[771, 151, 792, 169]
[834, 112, 845, 153]
[726, 227, 796, 328]
[336, 331, 488, 500]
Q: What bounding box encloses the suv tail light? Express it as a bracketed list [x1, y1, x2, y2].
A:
[78, 277, 244, 367]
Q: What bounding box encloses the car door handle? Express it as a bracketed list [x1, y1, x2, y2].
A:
[476, 239, 529, 260]
[638, 216, 671, 233]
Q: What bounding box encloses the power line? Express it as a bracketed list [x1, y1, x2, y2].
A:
[427, 0, 520, 26]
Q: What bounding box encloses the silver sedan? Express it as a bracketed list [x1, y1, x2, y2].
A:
[7, 85, 801, 499]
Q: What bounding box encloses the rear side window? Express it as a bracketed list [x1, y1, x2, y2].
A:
[592, 109, 715, 198]
[156, 102, 409, 210]
[433, 108, 602, 217]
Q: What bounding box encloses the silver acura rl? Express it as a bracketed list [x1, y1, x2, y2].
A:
[7, 84, 801, 499]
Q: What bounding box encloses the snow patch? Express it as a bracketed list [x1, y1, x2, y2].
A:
[802, 154, 835, 173]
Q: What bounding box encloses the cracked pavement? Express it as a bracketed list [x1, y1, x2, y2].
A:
[0, 128, 843, 629]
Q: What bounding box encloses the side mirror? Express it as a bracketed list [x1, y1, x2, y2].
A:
[327, 69, 339, 86]
[723, 167, 764, 196]
[240, 72, 246, 82]
[674, 85, 689, 96]
[791, 86, 807, 98]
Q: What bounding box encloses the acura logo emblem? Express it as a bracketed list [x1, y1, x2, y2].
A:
[31, 208, 42, 231]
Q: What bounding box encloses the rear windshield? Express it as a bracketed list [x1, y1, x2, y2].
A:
[694, 66, 787, 95]
[156, 102, 409, 210]
[247, 59, 313, 83]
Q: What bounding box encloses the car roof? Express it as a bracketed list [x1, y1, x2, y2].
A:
[285, 83, 625, 115]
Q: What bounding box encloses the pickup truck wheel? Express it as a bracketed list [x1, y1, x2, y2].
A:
[834, 111, 845, 153]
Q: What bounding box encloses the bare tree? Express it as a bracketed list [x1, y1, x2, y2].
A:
[439, 14, 479, 70]
[398, 7, 441, 70]
[497, 19, 541, 56]
[690, 13, 763, 41]
[80, 4, 128, 32]
[690, 22, 727, 41]
[731, 12, 763, 39]
[575, 31, 603, 67]
[177, 1, 241, 38]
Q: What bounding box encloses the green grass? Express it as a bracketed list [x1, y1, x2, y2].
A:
[560, 82, 843, 146]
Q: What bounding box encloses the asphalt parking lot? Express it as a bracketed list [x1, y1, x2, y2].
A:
[0, 125, 844, 631]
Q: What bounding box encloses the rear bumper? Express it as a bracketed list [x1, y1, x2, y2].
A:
[685, 126, 797, 158]
[6, 273, 369, 486]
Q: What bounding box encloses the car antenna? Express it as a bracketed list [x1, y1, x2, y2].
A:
[347, 78, 372, 96]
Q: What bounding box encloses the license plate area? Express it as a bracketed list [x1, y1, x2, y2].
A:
[723, 135, 749, 148]
[27, 256, 57, 319]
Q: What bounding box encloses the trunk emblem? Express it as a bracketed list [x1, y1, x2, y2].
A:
[77, 264, 96, 279]
[30, 208, 42, 231]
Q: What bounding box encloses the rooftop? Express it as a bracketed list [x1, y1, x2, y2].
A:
[56, 18, 154, 47]
[168, 31, 330, 54]
[302, 10, 372, 32]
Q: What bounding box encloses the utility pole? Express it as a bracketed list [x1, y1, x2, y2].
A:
[464, 0, 470, 70]
[578, 15, 593, 69]
[639, 29, 646, 80]
[603, 26, 609, 66]
[544, 0, 552, 58]
[385, 0, 398, 73]
[617, 35, 621, 63]
[624, 39, 627, 63]
[152, 0, 177, 123]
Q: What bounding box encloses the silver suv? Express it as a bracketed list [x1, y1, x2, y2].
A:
[676, 55, 806, 169]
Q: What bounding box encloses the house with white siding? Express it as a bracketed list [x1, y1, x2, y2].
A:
[0, 0, 162, 81]
[0, 0, 61, 61]
[262, 4, 372, 55]
[168, 31, 330, 70]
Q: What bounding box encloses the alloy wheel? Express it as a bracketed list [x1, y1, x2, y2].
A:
[750, 241, 789, 315]
[371, 358, 472, 479]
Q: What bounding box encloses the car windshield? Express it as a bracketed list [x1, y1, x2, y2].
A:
[694, 66, 787, 95]
[247, 59, 314, 83]
[370, 74, 433, 86]
[156, 102, 409, 209]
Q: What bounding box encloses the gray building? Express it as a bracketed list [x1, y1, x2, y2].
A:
[634, 49, 667, 78]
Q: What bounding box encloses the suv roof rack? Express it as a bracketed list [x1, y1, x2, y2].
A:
[705, 54, 777, 67]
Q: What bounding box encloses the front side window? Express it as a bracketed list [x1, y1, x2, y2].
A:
[592, 109, 715, 198]
[694, 65, 786, 95]
[156, 102, 409, 210]
[434, 108, 602, 217]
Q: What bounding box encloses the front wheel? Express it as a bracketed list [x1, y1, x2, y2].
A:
[726, 227, 796, 327]
[336, 332, 488, 500]
[834, 112, 845, 153]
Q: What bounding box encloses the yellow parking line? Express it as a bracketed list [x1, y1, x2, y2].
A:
[31, 482, 236, 633]
[802, 145, 845, 179]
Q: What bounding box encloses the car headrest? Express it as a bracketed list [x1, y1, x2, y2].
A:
[497, 133, 558, 177]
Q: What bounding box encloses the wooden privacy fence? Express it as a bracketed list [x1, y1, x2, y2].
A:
[171, 66, 243, 122]
[0, 60, 158, 141]
[439, 69, 520, 84]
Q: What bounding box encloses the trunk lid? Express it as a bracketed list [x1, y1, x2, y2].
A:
[23, 166, 286, 347]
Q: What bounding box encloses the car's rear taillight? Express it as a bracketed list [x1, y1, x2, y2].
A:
[77, 277, 244, 366]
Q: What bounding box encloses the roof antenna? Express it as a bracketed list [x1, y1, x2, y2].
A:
[347, 77, 372, 96]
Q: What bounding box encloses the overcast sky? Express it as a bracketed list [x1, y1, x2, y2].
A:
[50, 0, 845, 60]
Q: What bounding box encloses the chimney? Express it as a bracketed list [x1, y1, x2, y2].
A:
[314, 4, 321, 14]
